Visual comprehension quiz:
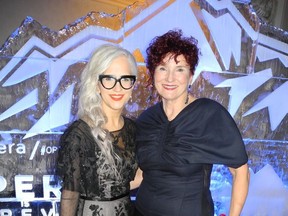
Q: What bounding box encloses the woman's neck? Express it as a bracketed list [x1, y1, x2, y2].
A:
[104, 112, 124, 132]
[162, 95, 196, 121]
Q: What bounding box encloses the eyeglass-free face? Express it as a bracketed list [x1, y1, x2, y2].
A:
[99, 75, 136, 90]
[154, 54, 192, 104]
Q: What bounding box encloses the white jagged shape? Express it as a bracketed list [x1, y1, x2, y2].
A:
[215, 69, 272, 116]
[243, 81, 288, 131]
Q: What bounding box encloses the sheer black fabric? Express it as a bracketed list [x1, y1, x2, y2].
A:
[135, 98, 248, 216]
[56, 117, 137, 215]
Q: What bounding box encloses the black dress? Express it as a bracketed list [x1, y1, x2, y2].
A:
[135, 98, 248, 216]
[56, 117, 138, 216]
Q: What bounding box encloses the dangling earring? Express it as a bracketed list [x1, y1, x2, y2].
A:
[185, 85, 191, 105]
[185, 94, 189, 104]
[129, 96, 133, 103]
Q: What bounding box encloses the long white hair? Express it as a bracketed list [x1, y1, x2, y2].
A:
[77, 44, 138, 178]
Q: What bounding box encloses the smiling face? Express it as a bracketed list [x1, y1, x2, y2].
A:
[154, 53, 192, 104]
[98, 55, 135, 114]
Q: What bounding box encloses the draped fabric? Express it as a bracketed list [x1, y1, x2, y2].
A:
[56, 117, 138, 215]
[135, 98, 248, 216]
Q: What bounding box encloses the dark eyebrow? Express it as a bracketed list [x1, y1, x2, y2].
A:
[176, 65, 190, 68]
[100, 74, 133, 78]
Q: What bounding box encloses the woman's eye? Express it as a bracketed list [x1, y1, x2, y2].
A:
[104, 77, 113, 81]
[122, 78, 130, 82]
[176, 67, 189, 72]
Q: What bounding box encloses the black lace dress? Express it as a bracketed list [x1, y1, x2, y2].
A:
[56, 117, 138, 216]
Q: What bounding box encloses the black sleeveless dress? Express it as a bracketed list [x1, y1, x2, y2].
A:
[135, 98, 248, 216]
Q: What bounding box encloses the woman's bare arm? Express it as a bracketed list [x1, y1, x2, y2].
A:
[60, 189, 80, 216]
[228, 163, 250, 216]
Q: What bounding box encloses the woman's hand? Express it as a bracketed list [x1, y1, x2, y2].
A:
[130, 168, 143, 190]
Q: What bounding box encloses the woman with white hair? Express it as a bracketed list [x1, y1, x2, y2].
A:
[56, 44, 139, 216]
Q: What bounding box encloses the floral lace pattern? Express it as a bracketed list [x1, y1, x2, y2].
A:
[56, 117, 137, 215]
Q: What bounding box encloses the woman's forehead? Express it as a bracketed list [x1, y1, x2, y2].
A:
[161, 53, 188, 65]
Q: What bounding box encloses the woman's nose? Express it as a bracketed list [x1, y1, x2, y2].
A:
[166, 71, 174, 82]
[113, 81, 122, 91]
